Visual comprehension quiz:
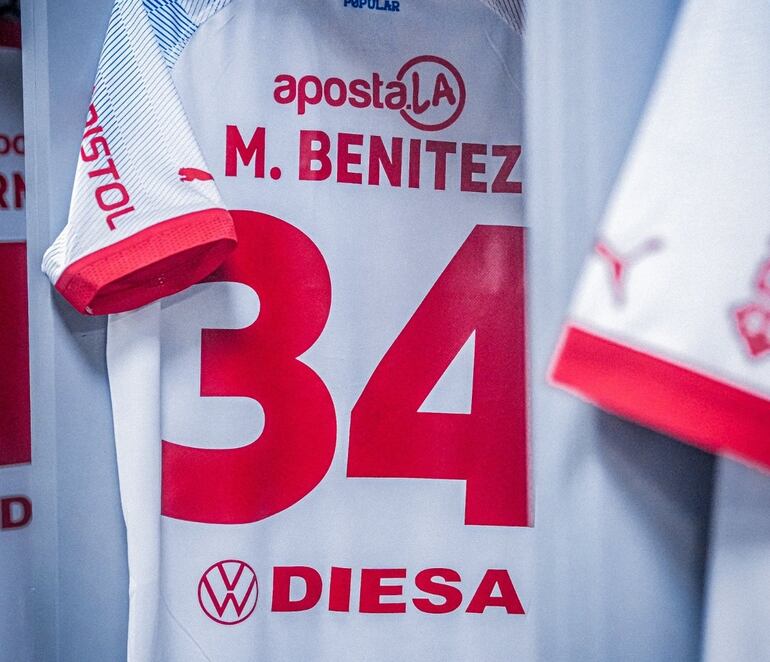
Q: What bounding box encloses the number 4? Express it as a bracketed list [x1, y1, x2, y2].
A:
[348, 225, 529, 527]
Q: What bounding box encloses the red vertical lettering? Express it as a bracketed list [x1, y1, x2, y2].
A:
[85, 103, 98, 127]
[95, 182, 129, 211]
[87, 158, 120, 180]
[105, 205, 135, 231]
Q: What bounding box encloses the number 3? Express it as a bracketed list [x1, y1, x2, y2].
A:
[162, 211, 336, 524]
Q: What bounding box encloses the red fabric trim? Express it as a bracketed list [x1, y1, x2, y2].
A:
[0, 243, 30, 467]
[0, 20, 21, 49]
[56, 208, 236, 315]
[551, 324, 770, 470]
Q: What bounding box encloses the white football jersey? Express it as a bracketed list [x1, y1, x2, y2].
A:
[552, 1, 770, 660]
[49, 1, 531, 660]
[0, 17, 33, 662]
[550, 0, 770, 470]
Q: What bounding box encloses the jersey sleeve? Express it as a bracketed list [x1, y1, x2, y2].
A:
[550, 0, 770, 469]
[42, 0, 236, 315]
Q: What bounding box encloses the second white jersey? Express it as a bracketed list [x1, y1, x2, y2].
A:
[551, 0, 770, 469]
[551, 2, 770, 660]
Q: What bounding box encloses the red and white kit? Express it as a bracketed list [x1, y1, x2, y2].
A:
[46, 1, 530, 660]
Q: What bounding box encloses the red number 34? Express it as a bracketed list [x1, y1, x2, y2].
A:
[162, 211, 528, 528]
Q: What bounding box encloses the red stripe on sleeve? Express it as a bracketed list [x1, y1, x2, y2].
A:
[55, 208, 236, 315]
[551, 324, 770, 470]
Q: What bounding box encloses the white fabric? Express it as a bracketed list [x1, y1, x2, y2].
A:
[704, 459, 770, 662]
[104, 1, 530, 660]
[107, 303, 162, 662]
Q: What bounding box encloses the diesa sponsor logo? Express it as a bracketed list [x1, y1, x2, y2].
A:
[343, 0, 401, 12]
[274, 55, 466, 132]
[198, 563, 524, 623]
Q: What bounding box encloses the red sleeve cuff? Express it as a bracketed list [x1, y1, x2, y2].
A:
[550, 324, 770, 471]
[55, 208, 236, 315]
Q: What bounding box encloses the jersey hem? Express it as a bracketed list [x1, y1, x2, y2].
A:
[55, 208, 236, 315]
[550, 323, 770, 470]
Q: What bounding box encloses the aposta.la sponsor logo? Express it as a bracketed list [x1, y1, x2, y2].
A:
[198, 563, 524, 623]
[273, 55, 466, 131]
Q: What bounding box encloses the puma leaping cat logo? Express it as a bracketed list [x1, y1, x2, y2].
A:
[595, 237, 663, 304]
[179, 167, 214, 182]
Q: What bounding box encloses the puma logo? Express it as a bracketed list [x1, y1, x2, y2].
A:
[179, 167, 214, 182]
[594, 237, 663, 304]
